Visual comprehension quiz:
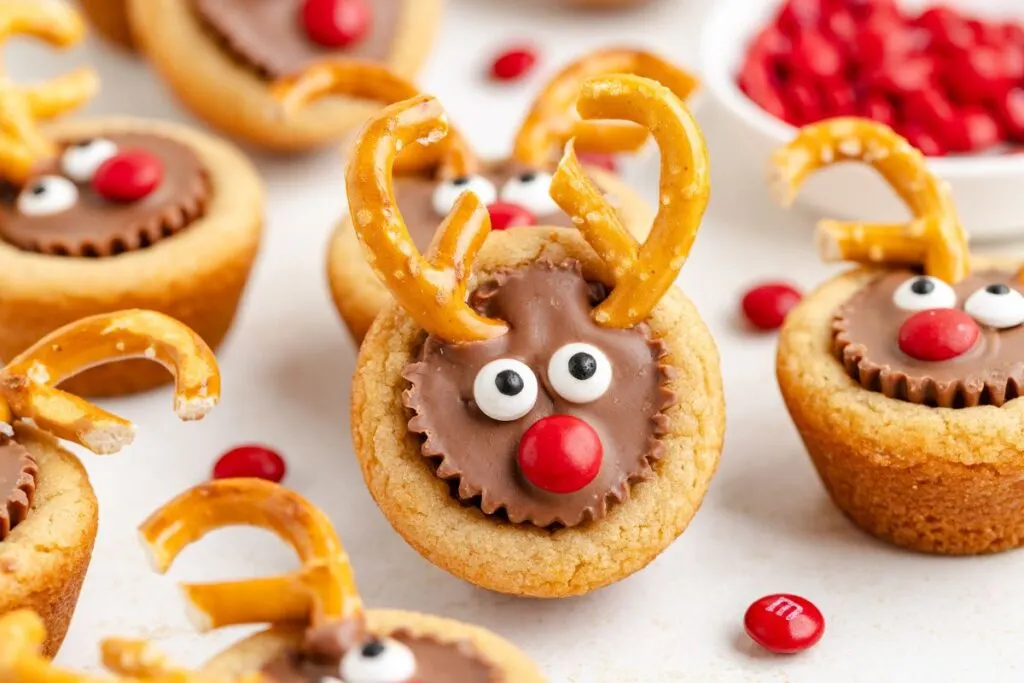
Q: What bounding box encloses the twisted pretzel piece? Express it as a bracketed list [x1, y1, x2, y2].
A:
[771, 118, 970, 284]
[347, 95, 509, 343]
[0, 0, 99, 184]
[139, 479, 362, 633]
[0, 310, 220, 455]
[550, 74, 711, 328]
[271, 61, 476, 177]
[513, 49, 700, 167]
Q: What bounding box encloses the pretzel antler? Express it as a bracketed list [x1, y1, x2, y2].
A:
[0, 310, 220, 455]
[550, 74, 710, 329]
[139, 479, 362, 633]
[0, 0, 99, 184]
[513, 49, 700, 167]
[770, 118, 969, 284]
[271, 60, 477, 177]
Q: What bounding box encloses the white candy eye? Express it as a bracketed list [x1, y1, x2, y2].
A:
[16, 176, 78, 217]
[547, 343, 612, 403]
[61, 138, 117, 183]
[499, 170, 558, 215]
[339, 638, 417, 683]
[473, 358, 538, 422]
[892, 276, 956, 311]
[964, 283, 1024, 329]
[431, 175, 497, 215]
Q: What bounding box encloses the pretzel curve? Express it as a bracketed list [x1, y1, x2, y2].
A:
[0, 310, 220, 455]
[0, 0, 99, 184]
[550, 74, 710, 328]
[771, 117, 970, 284]
[139, 479, 362, 633]
[513, 48, 701, 167]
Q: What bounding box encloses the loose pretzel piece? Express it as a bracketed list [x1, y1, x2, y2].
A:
[0, 310, 220, 455]
[513, 49, 700, 167]
[347, 95, 509, 343]
[771, 117, 970, 284]
[271, 61, 476, 177]
[551, 74, 710, 328]
[139, 479, 362, 633]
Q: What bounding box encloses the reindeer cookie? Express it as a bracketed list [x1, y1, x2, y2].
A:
[273, 49, 698, 342]
[127, 0, 442, 151]
[774, 118, 1024, 555]
[348, 74, 723, 597]
[0, 479, 546, 681]
[0, 309, 219, 656]
[0, 1, 262, 398]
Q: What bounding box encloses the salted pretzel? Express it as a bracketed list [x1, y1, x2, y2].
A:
[0, 0, 99, 184]
[0, 310, 220, 454]
[771, 117, 970, 285]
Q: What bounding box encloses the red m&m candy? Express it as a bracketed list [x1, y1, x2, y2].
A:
[744, 593, 825, 654]
[741, 283, 803, 331]
[490, 46, 538, 82]
[213, 445, 286, 483]
[300, 0, 371, 48]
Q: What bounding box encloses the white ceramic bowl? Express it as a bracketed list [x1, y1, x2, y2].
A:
[700, 0, 1024, 242]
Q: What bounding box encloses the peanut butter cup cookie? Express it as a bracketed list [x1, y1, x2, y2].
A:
[273, 49, 699, 342]
[350, 75, 723, 597]
[0, 309, 220, 656]
[128, 0, 442, 151]
[774, 118, 1024, 555]
[0, 1, 262, 397]
[0, 478, 545, 682]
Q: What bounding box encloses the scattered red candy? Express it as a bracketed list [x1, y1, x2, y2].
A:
[487, 201, 537, 231]
[213, 445, 287, 483]
[91, 151, 163, 203]
[517, 415, 602, 494]
[744, 594, 825, 655]
[490, 46, 538, 82]
[300, 0, 372, 48]
[741, 283, 803, 331]
[898, 308, 980, 361]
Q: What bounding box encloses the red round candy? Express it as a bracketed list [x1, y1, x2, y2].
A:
[791, 30, 844, 82]
[745, 594, 825, 655]
[517, 415, 602, 494]
[741, 283, 802, 331]
[91, 151, 163, 203]
[576, 152, 618, 173]
[997, 88, 1024, 140]
[902, 125, 947, 157]
[300, 0, 371, 48]
[490, 47, 538, 82]
[898, 308, 980, 361]
[213, 445, 286, 483]
[487, 202, 537, 231]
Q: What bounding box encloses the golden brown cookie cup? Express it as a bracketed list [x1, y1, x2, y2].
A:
[127, 0, 442, 152]
[79, 0, 135, 50]
[0, 424, 98, 657]
[778, 263, 1024, 555]
[202, 610, 545, 681]
[0, 117, 262, 398]
[328, 168, 654, 343]
[352, 228, 724, 598]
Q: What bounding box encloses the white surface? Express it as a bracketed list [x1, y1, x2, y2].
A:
[702, 0, 1024, 241]
[8, 1, 1024, 681]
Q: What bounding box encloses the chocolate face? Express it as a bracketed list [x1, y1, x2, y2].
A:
[0, 439, 36, 541]
[404, 262, 674, 528]
[834, 269, 1024, 407]
[195, 0, 403, 79]
[0, 132, 208, 257]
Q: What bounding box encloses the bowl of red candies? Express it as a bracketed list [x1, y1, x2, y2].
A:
[701, 0, 1024, 240]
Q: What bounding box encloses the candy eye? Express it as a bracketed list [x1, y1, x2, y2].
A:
[61, 138, 118, 183]
[499, 171, 558, 215]
[892, 276, 956, 311]
[431, 175, 497, 215]
[16, 176, 78, 217]
[547, 343, 612, 403]
[339, 638, 417, 683]
[473, 358, 539, 422]
[964, 283, 1024, 329]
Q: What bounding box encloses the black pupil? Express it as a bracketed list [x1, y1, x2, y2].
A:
[519, 172, 537, 183]
[494, 369, 524, 396]
[451, 176, 470, 186]
[987, 283, 1011, 295]
[361, 640, 386, 658]
[910, 278, 934, 295]
[568, 352, 597, 381]
[30, 183, 46, 196]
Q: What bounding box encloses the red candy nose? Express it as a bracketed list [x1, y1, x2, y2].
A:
[898, 308, 980, 361]
[517, 415, 602, 494]
[487, 201, 536, 231]
[300, 0, 371, 48]
[92, 150, 163, 203]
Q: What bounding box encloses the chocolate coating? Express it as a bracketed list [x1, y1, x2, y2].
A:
[0, 439, 37, 541]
